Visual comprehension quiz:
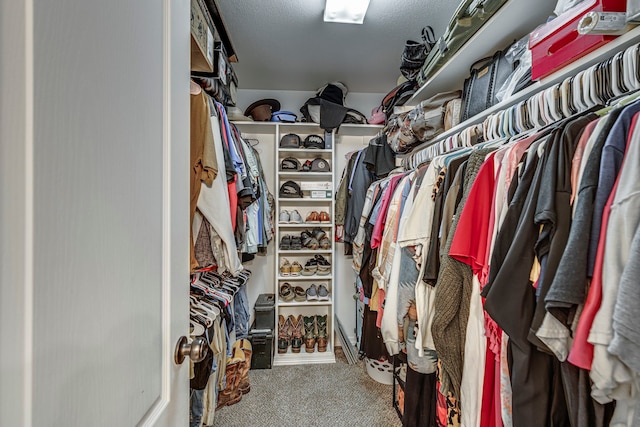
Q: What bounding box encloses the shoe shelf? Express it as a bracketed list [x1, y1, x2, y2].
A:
[274, 123, 336, 366]
[275, 343, 336, 365]
[278, 171, 333, 179]
[277, 197, 332, 203]
[278, 148, 333, 154]
[279, 249, 332, 255]
[278, 275, 333, 281]
[278, 223, 333, 228]
[278, 300, 333, 307]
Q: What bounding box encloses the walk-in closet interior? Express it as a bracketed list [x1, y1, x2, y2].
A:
[5, 0, 640, 426]
[189, 0, 640, 425]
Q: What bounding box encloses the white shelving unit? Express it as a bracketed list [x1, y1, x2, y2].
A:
[233, 120, 383, 366]
[274, 122, 336, 365]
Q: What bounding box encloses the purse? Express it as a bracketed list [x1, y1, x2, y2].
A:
[385, 90, 461, 154]
[400, 26, 436, 80]
[461, 43, 516, 122]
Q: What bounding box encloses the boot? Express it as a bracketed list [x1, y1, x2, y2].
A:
[316, 314, 328, 352]
[303, 315, 316, 353]
[278, 314, 292, 354]
[289, 315, 304, 353]
[238, 338, 252, 394]
[215, 347, 244, 409]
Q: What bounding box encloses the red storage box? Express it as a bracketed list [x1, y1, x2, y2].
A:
[529, 0, 626, 80]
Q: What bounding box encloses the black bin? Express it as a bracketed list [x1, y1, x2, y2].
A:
[248, 327, 273, 370]
[254, 293, 275, 330]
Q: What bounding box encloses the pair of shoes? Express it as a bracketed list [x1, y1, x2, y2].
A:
[278, 314, 304, 353]
[280, 235, 302, 250]
[279, 209, 303, 224]
[305, 211, 331, 223]
[306, 284, 330, 301]
[280, 258, 302, 276]
[300, 255, 331, 276]
[303, 314, 328, 353]
[300, 228, 330, 250]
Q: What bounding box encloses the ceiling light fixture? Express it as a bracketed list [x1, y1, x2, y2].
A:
[323, 0, 371, 24]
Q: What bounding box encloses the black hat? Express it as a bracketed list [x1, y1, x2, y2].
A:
[303, 134, 325, 149]
[280, 133, 301, 148]
[244, 99, 281, 121]
[280, 157, 300, 171]
[279, 181, 303, 198]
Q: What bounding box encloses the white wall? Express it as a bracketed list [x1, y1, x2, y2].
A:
[237, 89, 384, 121]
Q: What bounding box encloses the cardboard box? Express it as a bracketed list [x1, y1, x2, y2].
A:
[190, 0, 215, 72]
[529, 0, 626, 80]
[300, 181, 332, 191]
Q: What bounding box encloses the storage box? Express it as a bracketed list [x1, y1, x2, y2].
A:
[254, 293, 275, 330]
[529, 0, 626, 80]
[300, 181, 332, 191]
[248, 328, 274, 370]
[190, 0, 215, 72]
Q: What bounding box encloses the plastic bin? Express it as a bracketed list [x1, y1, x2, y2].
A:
[254, 293, 275, 330]
[248, 327, 273, 370]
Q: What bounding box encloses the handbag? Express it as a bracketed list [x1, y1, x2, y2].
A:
[461, 43, 516, 122]
[385, 90, 461, 154]
[400, 26, 436, 80]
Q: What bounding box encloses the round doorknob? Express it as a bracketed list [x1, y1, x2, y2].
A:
[174, 336, 208, 365]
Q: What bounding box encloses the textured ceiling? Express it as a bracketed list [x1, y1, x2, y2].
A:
[215, 0, 459, 93]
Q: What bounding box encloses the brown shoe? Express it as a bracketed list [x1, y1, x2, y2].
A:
[319, 211, 331, 223]
[289, 315, 304, 353]
[306, 211, 320, 223]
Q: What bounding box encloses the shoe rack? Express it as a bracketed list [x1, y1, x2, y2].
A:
[275, 122, 336, 365]
[231, 120, 383, 366]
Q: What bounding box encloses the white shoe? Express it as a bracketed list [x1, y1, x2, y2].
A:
[289, 209, 303, 224]
[279, 209, 290, 223]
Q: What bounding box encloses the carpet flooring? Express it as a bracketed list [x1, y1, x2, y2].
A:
[213, 348, 402, 427]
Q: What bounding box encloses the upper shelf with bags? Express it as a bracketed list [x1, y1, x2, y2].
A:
[404, 0, 558, 107]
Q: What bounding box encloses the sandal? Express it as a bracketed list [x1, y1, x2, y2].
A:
[319, 237, 331, 250]
[293, 286, 306, 302]
[315, 255, 331, 275]
[301, 230, 319, 250]
[301, 258, 318, 276]
[279, 282, 295, 302]
[290, 261, 303, 276]
[279, 258, 291, 276]
[312, 228, 327, 240]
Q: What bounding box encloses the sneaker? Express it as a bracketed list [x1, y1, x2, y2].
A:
[306, 284, 318, 301]
[289, 210, 303, 224]
[290, 261, 303, 276]
[279, 235, 291, 250]
[279, 258, 291, 276]
[279, 209, 290, 223]
[317, 284, 330, 301]
[301, 230, 319, 250]
[315, 254, 331, 275]
[290, 235, 302, 250]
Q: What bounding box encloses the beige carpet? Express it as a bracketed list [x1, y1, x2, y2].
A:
[212, 348, 401, 427]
